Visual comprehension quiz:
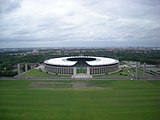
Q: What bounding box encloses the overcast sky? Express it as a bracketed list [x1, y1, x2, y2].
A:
[0, 0, 160, 48]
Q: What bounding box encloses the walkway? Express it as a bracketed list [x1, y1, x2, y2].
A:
[71, 74, 92, 79]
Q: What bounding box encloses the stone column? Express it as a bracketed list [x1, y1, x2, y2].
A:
[87, 67, 90, 75]
[73, 67, 76, 75]
[17, 64, 20, 78]
[59, 68, 62, 74]
[136, 62, 138, 79]
[62, 68, 64, 74]
[100, 68, 102, 74]
[25, 63, 28, 79]
[98, 68, 100, 74]
[143, 63, 146, 78]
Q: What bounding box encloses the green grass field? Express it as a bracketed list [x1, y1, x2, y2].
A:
[21, 68, 155, 79]
[20, 69, 71, 78]
[94, 68, 154, 78]
[0, 80, 160, 120]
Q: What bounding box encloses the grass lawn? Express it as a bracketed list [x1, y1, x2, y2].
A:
[77, 69, 87, 74]
[94, 68, 154, 78]
[20, 69, 71, 78]
[93, 68, 133, 78]
[0, 80, 160, 120]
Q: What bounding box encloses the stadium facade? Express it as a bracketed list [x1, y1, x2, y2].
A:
[44, 56, 119, 76]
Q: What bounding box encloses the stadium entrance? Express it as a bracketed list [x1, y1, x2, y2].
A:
[67, 57, 93, 75]
[72, 66, 92, 78]
[77, 67, 87, 74]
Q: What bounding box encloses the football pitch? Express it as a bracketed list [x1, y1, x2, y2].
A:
[0, 80, 160, 120]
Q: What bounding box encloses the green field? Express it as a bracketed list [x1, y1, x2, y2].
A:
[20, 69, 71, 78]
[0, 80, 160, 120]
[94, 68, 154, 78]
[77, 68, 87, 74]
[21, 67, 155, 79]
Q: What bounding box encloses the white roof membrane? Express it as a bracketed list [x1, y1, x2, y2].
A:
[44, 57, 77, 66]
[44, 56, 119, 66]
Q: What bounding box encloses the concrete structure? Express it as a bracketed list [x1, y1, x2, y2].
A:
[136, 62, 138, 79]
[143, 63, 146, 78]
[25, 63, 28, 79]
[44, 56, 119, 76]
[17, 63, 20, 78]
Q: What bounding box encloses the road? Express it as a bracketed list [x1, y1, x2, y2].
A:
[0, 77, 160, 81]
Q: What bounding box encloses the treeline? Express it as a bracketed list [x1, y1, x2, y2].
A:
[0, 53, 60, 77]
[79, 50, 160, 65]
[0, 71, 18, 77]
[0, 49, 160, 77]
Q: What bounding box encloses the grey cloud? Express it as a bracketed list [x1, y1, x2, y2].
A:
[0, 0, 160, 48]
[81, 0, 98, 6]
[135, 0, 160, 6]
[0, 0, 21, 14]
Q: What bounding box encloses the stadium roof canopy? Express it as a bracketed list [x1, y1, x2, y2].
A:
[44, 56, 119, 67]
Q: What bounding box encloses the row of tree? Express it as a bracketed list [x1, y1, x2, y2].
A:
[0, 49, 160, 77]
[0, 70, 18, 77]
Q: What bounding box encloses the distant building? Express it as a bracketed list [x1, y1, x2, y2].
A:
[32, 49, 39, 54]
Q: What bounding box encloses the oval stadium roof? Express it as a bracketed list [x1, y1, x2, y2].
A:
[44, 56, 119, 66]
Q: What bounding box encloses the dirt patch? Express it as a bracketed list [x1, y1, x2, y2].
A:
[29, 82, 72, 88]
[72, 82, 96, 88]
[29, 81, 104, 90]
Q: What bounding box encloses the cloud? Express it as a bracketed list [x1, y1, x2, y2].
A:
[0, 0, 160, 48]
[0, 0, 21, 14]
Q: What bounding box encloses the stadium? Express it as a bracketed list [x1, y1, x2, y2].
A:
[44, 56, 119, 76]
